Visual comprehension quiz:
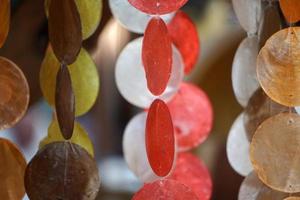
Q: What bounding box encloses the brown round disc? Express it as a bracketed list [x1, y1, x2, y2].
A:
[0, 57, 29, 130]
[279, 0, 300, 23]
[244, 88, 290, 141]
[0, 0, 10, 48]
[257, 27, 300, 106]
[250, 113, 300, 193]
[0, 138, 27, 200]
[25, 141, 100, 200]
[48, 0, 82, 64]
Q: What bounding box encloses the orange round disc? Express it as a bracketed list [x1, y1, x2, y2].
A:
[284, 197, 300, 200]
[257, 27, 300, 106]
[0, 0, 10, 48]
[250, 113, 300, 193]
[279, 0, 300, 23]
[0, 57, 29, 130]
[0, 138, 27, 200]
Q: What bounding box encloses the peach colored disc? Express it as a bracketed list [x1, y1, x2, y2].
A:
[279, 0, 300, 23]
[284, 197, 300, 200]
[0, 0, 10, 48]
[0, 57, 29, 130]
[0, 138, 27, 200]
[250, 113, 300, 193]
[244, 88, 290, 141]
[257, 27, 300, 106]
[238, 171, 289, 200]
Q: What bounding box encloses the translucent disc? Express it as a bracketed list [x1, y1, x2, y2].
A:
[169, 152, 212, 200]
[45, 0, 102, 39]
[146, 99, 175, 177]
[232, 0, 262, 34]
[115, 37, 184, 108]
[0, 138, 27, 200]
[232, 36, 260, 107]
[250, 113, 300, 193]
[238, 171, 288, 200]
[167, 11, 200, 74]
[143, 17, 172, 96]
[0, 57, 29, 130]
[40, 119, 94, 157]
[132, 179, 199, 200]
[0, 0, 9, 48]
[25, 142, 100, 200]
[128, 0, 188, 15]
[123, 112, 160, 183]
[279, 0, 300, 23]
[167, 83, 213, 151]
[40, 46, 99, 116]
[257, 27, 300, 106]
[109, 0, 174, 34]
[244, 88, 290, 141]
[226, 113, 253, 176]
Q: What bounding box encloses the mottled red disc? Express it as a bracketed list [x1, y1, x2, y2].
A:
[143, 17, 172, 96]
[167, 83, 213, 151]
[167, 11, 200, 74]
[146, 99, 175, 177]
[169, 152, 212, 200]
[132, 179, 198, 200]
[128, 0, 188, 15]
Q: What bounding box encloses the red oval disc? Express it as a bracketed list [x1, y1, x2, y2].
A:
[168, 83, 213, 151]
[146, 99, 175, 177]
[169, 152, 213, 200]
[143, 17, 172, 96]
[128, 0, 188, 15]
[167, 11, 200, 74]
[132, 179, 198, 200]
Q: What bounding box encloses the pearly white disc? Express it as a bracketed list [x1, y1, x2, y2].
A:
[122, 112, 160, 183]
[232, 0, 262, 34]
[226, 113, 253, 176]
[232, 36, 260, 107]
[238, 171, 289, 200]
[115, 37, 184, 108]
[109, 0, 174, 33]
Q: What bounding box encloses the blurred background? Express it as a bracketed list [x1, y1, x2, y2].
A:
[0, 0, 246, 199]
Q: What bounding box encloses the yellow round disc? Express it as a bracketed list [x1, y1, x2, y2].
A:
[250, 113, 300, 193]
[45, 0, 102, 39]
[39, 119, 94, 157]
[257, 27, 300, 106]
[40, 46, 99, 116]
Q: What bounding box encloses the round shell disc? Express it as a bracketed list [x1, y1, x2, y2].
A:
[257, 27, 300, 106]
[167, 11, 200, 74]
[45, 0, 102, 39]
[232, 36, 260, 107]
[226, 113, 253, 176]
[284, 197, 300, 200]
[250, 113, 300, 193]
[109, 0, 174, 34]
[0, 0, 10, 48]
[25, 142, 100, 200]
[238, 171, 289, 200]
[167, 83, 213, 151]
[115, 37, 183, 108]
[122, 112, 160, 183]
[232, 0, 262, 34]
[244, 88, 290, 141]
[0, 57, 29, 130]
[169, 152, 212, 200]
[40, 46, 99, 116]
[279, 0, 300, 23]
[0, 138, 27, 200]
[39, 119, 94, 157]
[132, 179, 198, 200]
[128, 0, 188, 15]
